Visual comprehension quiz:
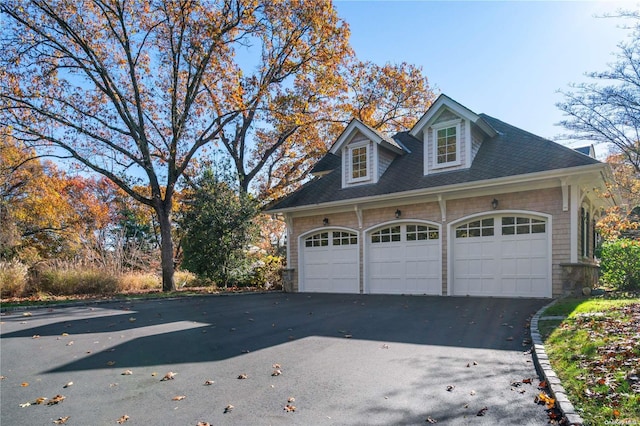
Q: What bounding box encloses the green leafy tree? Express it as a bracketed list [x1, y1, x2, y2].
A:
[180, 168, 259, 287]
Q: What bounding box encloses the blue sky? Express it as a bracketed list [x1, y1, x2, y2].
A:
[333, 1, 634, 157]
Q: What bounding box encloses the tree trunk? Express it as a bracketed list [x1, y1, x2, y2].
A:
[156, 205, 176, 292]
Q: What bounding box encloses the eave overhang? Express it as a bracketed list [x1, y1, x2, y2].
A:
[268, 163, 615, 216]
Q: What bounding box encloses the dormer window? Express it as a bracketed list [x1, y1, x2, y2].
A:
[349, 143, 369, 182]
[433, 120, 461, 168]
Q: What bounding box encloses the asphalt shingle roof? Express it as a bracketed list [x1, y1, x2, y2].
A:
[267, 114, 600, 211]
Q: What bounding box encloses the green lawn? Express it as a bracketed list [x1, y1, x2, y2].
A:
[541, 295, 640, 424]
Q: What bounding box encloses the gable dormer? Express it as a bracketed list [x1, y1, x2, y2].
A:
[329, 119, 406, 188]
[409, 94, 497, 176]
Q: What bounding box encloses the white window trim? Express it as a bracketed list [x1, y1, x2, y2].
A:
[347, 141, 371, 184]
[431, 119, 462, 169]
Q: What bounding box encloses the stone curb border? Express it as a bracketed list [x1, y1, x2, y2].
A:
[530, 299, 584, 426]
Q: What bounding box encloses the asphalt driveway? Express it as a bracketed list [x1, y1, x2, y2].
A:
[1, 293, 551, 425]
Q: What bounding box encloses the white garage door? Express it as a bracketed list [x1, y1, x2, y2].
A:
[367, 224, 441, 295]
[301, 230, 359, 293]
[452, 215, 550, 298]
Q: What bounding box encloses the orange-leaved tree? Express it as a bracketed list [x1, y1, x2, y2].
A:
[597, 152, 640, 241]
[1, 130, 114, 260]
[0, 0, 356, 291]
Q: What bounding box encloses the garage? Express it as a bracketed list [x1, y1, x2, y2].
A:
[300, 229, 360, 293]
[367, 223, 441, 295]
[451, 214, 551, 298]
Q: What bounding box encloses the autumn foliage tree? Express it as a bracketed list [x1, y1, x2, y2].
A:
[0, 0, 359, 291]
[247, 60, 436, 202]
[1, 131, 113, 261]
[1, 0, 439, 292]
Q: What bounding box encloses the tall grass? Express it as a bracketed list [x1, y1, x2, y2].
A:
[0, 260, 29, 298]
[1, 256, 280, 300]
[117, 272, 161, 292]
[36, 263, 119, 295]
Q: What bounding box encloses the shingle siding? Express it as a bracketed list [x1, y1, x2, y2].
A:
[378, 147, 396, 178]
[471, 125, 483, 162]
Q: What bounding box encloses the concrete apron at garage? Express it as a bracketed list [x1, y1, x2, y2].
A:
[0, 293, 550, 425]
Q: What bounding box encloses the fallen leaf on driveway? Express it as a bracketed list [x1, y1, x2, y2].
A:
[196, 422, 211, 426]
[35, 397, 47, 404]
[476, 407, 488, 416]
[63, 382, 73, 388]
[32, 335, 40, 339]
[426, 416, 438, 423]
[21, 382, 29, 387]
[273, 363, 281, 369]
[116, 414, 129, 424]
[224, 404, 234, 413]
[288, 397, 295, 403]
[22, 312, 32, 317]
[204, 380, 215, 385]
[0, 375, 6, 380]
[66, 341, 74, 346]
[470, 390, 476, 396]
[121, 370, 133, 375]
[237, 373, 248, 379]
[284, 404, 296, 412]
[272, 369, 282, 376]
[381, 344, 389, 349]
[161, 372, 177, 381]
[446, 385, 455, 392]
[172, 395, 186, 401]
[106, 361, 116, 366]
[47, 394, 66, 405]
[534, 392, 555, 409]
[19, 402, 31, 408]
[53, 416, 70, 424]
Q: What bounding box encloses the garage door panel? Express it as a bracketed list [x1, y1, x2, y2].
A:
[368, 224, 441, 295]
[302, 230, 359, 293]
[453, 215, 550, 298]
[482, 278, 501, 294]
[516, 258, 531, 275]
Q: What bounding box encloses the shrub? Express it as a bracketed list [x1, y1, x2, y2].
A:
[0, 260, 29, 298]
[249, 255, 283, 289]
[599, 239, 640, 291]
